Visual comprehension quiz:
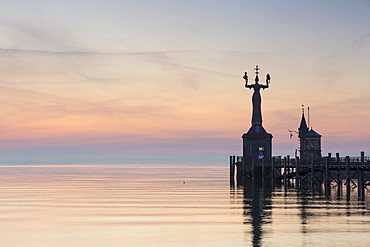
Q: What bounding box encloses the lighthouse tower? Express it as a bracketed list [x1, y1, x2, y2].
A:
[298, 106, 322, 162]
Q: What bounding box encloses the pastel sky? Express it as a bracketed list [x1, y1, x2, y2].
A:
[0, 1, 369, 164]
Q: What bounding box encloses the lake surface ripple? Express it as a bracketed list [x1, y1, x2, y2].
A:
[0, 164, 369, 246]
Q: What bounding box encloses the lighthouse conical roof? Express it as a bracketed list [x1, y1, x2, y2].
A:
[298, 113, 309, 138]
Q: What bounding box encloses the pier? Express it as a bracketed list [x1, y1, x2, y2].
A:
[233, 66, 369, 200]
[230, 152, 370, 199]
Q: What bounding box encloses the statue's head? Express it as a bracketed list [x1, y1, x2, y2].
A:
[255, 75, 259, 83]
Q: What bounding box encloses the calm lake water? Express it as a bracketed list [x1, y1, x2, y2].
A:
[0, 164, 369, 246]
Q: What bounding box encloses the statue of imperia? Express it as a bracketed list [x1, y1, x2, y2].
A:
[243, 65, 271, 126]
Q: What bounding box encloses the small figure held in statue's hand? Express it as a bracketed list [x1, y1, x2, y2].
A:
[243, 72, 248, 87]
[266, 74, 271, 85]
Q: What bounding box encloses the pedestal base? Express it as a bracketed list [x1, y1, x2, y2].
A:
[242, 125, 273, 177]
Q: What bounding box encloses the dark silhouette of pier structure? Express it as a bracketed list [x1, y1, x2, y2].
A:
[230, 152, 370, 199]
[230, 66, 370, 199]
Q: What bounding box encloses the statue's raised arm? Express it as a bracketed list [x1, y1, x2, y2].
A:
[261, 73, 271, 89]
[244, 72, 253, 88]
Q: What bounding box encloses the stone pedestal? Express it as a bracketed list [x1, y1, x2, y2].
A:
[242, 125, 272, 177]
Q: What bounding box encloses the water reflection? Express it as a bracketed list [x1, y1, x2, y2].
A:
[242, 179, 273, 247]
[1, 165, 370, 246]
[236, 178, 370, 247]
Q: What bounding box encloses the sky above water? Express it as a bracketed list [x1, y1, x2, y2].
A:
[0, 0, 369, 164]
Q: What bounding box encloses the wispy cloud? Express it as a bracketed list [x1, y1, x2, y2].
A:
[0, 16, 81, 51]
[319, 32, 370, 63]
[0, 47, 238, 78]
[351, 32, 370, 45]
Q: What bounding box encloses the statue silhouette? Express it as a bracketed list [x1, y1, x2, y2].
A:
[242, 66, 273, 167]
[243, 66, 270, 126]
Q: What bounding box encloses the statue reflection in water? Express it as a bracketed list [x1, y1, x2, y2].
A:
[242, 179, 273, 247]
